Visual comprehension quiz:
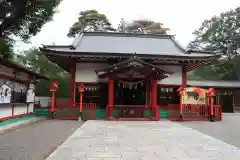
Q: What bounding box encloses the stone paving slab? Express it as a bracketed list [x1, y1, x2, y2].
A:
[46, 120, 240, 160]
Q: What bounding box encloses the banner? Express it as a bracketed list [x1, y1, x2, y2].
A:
[182, 87, 207, 105]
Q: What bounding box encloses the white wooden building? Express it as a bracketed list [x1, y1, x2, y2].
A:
[0, 57, 47, 121]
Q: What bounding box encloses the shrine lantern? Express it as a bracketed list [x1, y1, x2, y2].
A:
[207, 88, 215, 122]
[78, 84, 85, 93]
[208, 88, 215, 97]
[78, 84, 85, 115]
[49, 81, 59, 114]
[49, 81, 59, 92]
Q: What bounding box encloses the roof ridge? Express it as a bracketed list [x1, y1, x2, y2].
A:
[81, 31, 175, 38]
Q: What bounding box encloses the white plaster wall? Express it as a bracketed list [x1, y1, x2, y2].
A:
[14, 105, 28, 115]
[75, 63, 109, 82]
[0, 106, 12, 118]
[157, 65, 182, 85]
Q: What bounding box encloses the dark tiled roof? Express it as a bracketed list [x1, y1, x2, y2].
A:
[40, 32, 220, 59]
[0, 57, 48, 79]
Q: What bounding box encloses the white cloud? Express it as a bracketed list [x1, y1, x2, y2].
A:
[16, 0, 240, 52]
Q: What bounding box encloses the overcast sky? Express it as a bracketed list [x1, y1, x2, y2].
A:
[16, 0, 240, 52]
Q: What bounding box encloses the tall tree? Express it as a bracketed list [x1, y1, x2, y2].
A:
[67, 10, 115, 37]
[0, 38, 14, 59]
[0, 0, 62, 58]
[15, 48, 70, 97]
[188, 7, 240, 80]
[117, 18, 169, 34]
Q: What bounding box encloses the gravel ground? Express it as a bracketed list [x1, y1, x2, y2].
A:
[181, 113, 240, 148]
[0, 119, 83, 160]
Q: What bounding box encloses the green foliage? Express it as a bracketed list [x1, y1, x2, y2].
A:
[0, 38, 14, 59]
[15, 48, 70, 97]
[117, 18, 169, 34]
[188, 7, 240, 80]
[0, 0, 62, 40]
[67, 10, 115, 37]
[0, 0, 62, 59]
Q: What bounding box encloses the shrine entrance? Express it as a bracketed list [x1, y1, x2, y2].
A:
[95, 56, 171, 120]
[116, 82, 146, 105]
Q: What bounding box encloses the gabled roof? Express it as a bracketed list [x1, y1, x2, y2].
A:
[96, 56, 172, 74]
[40, 32, 220, 59]
[95, 56, 172, 79]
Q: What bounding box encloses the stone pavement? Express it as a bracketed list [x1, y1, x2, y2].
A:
[181, 113, 240, 148]
[46, 120, 240, 160]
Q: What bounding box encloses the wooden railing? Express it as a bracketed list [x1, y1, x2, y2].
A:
[106, 105, 159, 120]
[115, 105, 147, 118]
[214, 105, 222, 121]
[47, 99, 97, 120]
[46, 99, 222, 121]
[165, 104, 222, 121]
[182, 105, 209, 121]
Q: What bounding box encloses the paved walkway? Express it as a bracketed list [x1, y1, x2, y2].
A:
[46, 121, 240, 160]
[0, 120, 83, 160]
[182, 113, 240, 148]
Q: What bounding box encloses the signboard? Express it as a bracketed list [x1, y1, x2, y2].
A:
[26, 88, 35, 103]
[182, 87, 207, 105]
[27, 84, 35, 103]
[0, 84, 12, 104]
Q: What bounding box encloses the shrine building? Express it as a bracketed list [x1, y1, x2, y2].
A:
[40, 32, 220, 120]
[0, 57, 47, 121]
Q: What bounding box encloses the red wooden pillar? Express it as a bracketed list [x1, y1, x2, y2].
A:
[180, 65, 187, 119]
[108, 79, 114, 118]
[151, 80, 158, 120]
[208, 88, 215, 122]
[182, 65, 187, 87]
[151, 80, 157, 106]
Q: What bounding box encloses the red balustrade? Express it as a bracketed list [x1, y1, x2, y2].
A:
[214, 105, 222, 121]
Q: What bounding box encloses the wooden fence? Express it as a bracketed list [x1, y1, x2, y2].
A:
[46, 100, 222, 121]
[167, 104, 222, 121]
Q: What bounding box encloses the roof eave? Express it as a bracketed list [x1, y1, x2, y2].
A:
[41, 48, 219, 60]
[0, 57, 48, 80]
